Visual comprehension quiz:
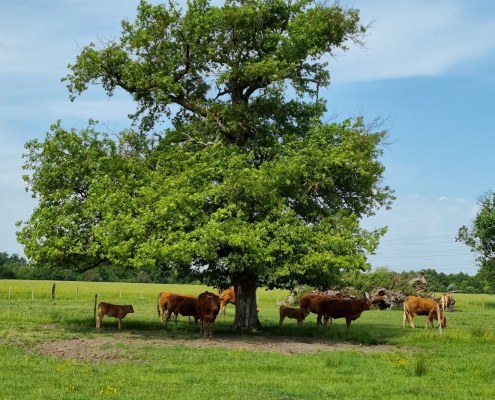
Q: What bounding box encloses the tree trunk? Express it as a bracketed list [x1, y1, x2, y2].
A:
[231, 273, 262, 331]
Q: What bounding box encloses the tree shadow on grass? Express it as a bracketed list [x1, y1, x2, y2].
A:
[64, 314, 409, 348]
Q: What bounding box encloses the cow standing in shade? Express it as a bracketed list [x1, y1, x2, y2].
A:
[300, 293, 344, 325]
[316, 294, 373, 328]
[219, 288, 235, 315]
[197, 291, 221, 338]
[157, 292, 196, 323]
[279, 306, 309, 326]
[96, 302, 134, 331]
[166, 295, 199, 324]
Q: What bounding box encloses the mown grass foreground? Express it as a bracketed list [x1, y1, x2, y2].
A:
[1, 280, 495, 399]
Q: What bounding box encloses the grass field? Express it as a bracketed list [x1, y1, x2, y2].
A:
[1, 280, 495, 399]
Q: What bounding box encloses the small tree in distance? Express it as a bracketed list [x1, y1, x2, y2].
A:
[18, 0, 394, 330]
[457, 191, 495, 292]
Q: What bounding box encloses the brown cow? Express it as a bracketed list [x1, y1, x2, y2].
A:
[96, 302, 134, 331]
[299, 293, 344, 324]
[166, 294, 199, 324]
[440, 293, 454, 312]
[316, 294, 373, 328]
[299, 293, 325, 315]
[403, 296, 447, 329]
[157, 292, 196, 323]
[219, 288, 235, 315]
[279, 306, 309, 326]
[197, 291, 221, 338]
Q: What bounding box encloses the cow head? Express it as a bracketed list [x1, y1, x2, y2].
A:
[364, 292, 373, 310]
[440, 315, 447, 328]
[126, 305, 135, 313]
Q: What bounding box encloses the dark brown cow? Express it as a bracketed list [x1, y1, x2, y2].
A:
[219, 288, 235, 315]
[197, 291, 221, 338]
[316, 294, 372, 328]
[96, 302, 134, 330]
[166, 294, 199, 324]
[403, 296, 446, 329]
[299, 293, 344, 324]
[299, 293, 325, 315]
[279, 306, 309, 326]
[157, 292, 196, 323]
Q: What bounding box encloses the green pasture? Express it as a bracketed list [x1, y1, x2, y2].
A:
[1, 280, 495, 399]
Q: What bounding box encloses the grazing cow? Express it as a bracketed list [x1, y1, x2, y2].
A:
[157, 292, 197, 323]
[96, 302, 134, 331]
[219, 288, 235, 315]
[197, 291, 221, 338]
[279, 306, 309, 326]
[440, 293, 454, 312]
[316, 294, 373, 328]
[166, 294, 199, 324]
[403, 296, 447, 329]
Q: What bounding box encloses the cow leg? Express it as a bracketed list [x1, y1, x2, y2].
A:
[118, 318, 122, 331]
[159, 306, 166, 323]
[165, 309, 173, 324]
[408, 314, 415, 329]
[346, 317, 352, 328]
[427, 309, 436, 328]
[403, 309, 415, 328]
[96, 316, 102, 329]
[279, 316, 285, 327]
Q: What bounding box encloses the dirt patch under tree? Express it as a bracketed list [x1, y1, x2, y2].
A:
[34, 332, 399, 363]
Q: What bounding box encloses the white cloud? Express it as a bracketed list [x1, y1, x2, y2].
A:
[438, 196, 449, 202]
[331, 1, 495, 83]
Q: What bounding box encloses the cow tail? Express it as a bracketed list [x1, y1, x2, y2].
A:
[157, 294, 161, 317]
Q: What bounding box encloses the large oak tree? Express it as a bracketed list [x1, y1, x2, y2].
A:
[18, 0, 393, 330]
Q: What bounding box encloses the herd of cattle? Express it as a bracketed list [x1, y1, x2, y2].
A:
[95, 288, 454, 337]
[96, 288, 235, 337]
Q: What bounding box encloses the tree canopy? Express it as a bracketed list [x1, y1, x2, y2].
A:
[18, 0, 394, 329]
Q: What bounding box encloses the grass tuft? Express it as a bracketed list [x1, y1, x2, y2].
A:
[414, 356, 427, 377]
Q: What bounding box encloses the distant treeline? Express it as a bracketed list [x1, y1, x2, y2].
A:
[0, 251, 489, 293]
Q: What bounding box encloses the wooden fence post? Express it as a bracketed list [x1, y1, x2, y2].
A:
[94, 294, 98, 322]
[51, 283, 56, 301]
[8, 287, 11, 300]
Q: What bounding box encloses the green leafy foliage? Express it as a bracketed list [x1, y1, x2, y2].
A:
[457, 192, 495, 291]
[19, 0, 394, 328]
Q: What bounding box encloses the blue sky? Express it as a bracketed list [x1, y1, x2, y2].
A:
[1, 0, 493, 275]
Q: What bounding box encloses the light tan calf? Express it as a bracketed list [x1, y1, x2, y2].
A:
[403, 296, 446, 329]
[219, 288, 235, 315]
[279, 306, 309, 326]
[96, 302, 134, 330]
